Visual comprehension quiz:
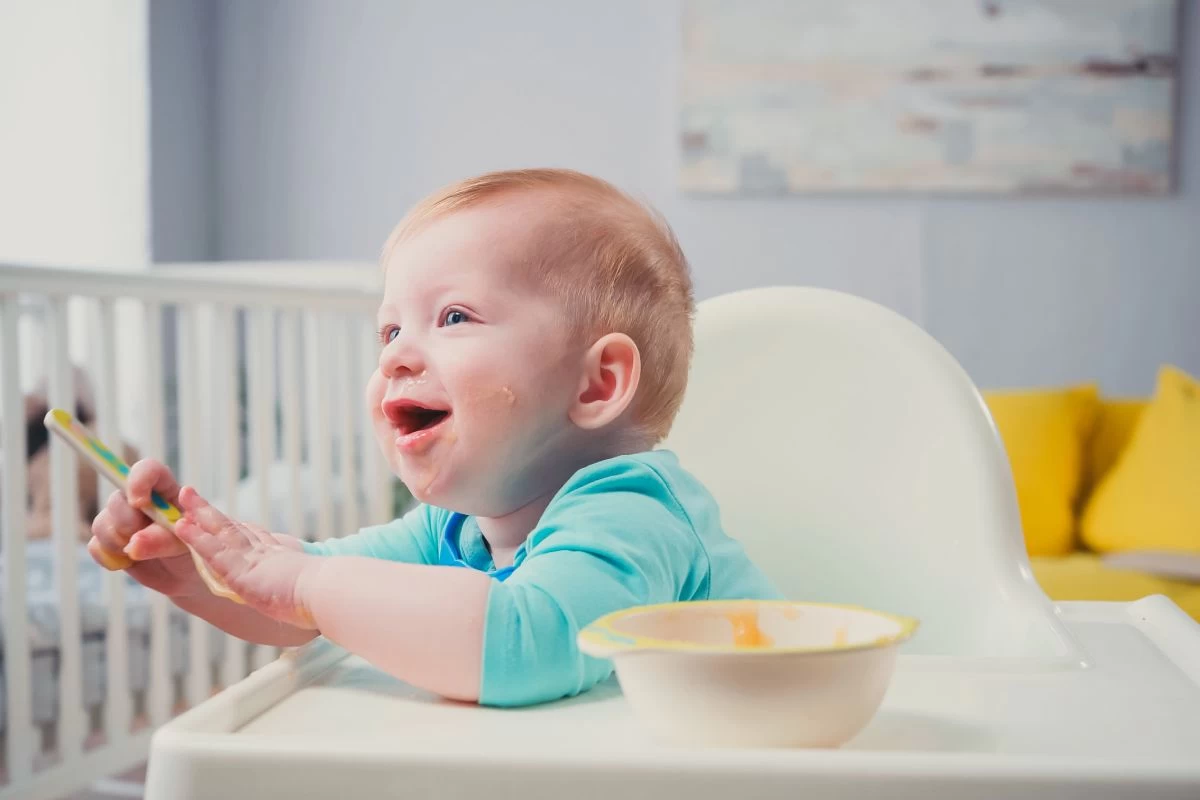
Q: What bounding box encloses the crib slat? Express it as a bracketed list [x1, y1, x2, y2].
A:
[338, 315, 362, 535]
[305, 312, 335, 540]
[177, 305, 214, 708]
[142, 301, 174, 727]
[248, 308, 274, 537]
[280, 309, 306, 539]
[361, 317, 394, 526]
[215, 306, 247, 690]
[1, 294, 36, 781]
[16, 298, 42, 398]
[276, 311, 307, 672]
[248, 308, 277, 669]
[95, 297, 133, 742]
[46, 295, 86, 760]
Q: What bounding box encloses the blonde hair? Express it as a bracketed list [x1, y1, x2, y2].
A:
[382, 168, 694, 442]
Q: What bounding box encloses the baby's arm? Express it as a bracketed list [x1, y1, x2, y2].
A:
[297, 557, 490, 701]
[170, 512, 446, 650]
[174, 488, 489, 699]
[174, 472, 701, 705]
[298, 487, 704, 706]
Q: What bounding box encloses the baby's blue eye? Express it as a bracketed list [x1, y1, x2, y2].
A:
[443, 310, 469, 326]
[378, 325, 400, 345]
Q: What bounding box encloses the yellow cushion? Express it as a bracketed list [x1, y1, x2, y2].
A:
[983, 384, 1100, 556]
[1031, 553, 1200, 622]
[1032, 553, 1176, 601]
[1081, 365, 1200, 554]
[1085, 398, 1146, 491]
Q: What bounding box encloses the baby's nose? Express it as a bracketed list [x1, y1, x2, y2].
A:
[379, 333, 425, 378]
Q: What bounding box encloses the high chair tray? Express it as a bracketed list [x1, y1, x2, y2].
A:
[146, 596, 1200, 800]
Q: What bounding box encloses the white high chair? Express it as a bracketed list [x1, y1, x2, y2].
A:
[146, 288, 1200, 799]
[664, 286, 1076, 663]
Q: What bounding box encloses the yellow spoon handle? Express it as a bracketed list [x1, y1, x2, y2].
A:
[43, 408, 244, 604]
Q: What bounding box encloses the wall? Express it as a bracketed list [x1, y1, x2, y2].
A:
[206, 0, 1198, 394]
[149, 0, 217, 262]
[0, 0, 151, 438]
[0, 1, 151, 269]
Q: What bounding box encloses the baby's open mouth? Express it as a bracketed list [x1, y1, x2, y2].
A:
[385, 401, 451, 436]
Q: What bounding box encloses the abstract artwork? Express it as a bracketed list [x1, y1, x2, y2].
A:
[680, 0, 1180, 194]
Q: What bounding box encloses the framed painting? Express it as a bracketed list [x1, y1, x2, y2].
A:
[680, 0, 1180, 194]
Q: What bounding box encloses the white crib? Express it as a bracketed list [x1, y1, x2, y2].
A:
[0, 261, 393, 800]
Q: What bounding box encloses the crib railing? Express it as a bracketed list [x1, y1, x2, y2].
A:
[0, 261, 393, 800]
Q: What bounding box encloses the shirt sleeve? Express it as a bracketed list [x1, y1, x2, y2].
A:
[478, 460, 710, 707]
[301, 502, 443, 565]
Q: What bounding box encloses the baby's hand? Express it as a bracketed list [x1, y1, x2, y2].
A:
[90, 458, 205, 598]
[174, 487, 320, 630]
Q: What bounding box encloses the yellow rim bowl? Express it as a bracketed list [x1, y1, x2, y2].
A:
[578, 599, 919, 658]
[576, 601, 919, 748]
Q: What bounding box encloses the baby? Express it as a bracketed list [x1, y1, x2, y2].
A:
[88, 169, 781, 706]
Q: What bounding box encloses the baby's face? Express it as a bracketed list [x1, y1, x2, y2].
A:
[367, 199, 585, 516]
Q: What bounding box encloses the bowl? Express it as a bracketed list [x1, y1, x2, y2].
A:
[577, 600, 917, 748]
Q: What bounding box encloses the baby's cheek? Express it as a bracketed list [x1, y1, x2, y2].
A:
[458, 381, 517, 415]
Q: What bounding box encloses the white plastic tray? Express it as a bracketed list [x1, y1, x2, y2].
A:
[145, 596, 1200, 799]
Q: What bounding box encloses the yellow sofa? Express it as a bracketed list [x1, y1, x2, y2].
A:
[983, 366, 1200, 621]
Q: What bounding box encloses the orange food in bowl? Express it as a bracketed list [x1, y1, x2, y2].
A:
[725, 610, 774, 648]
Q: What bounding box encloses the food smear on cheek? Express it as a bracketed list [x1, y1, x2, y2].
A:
[459, 384, 517, 410]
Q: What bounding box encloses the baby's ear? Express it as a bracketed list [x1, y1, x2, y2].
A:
[569, 333, 640, 431]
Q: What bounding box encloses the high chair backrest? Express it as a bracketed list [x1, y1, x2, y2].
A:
[662, 287, 1080, 662]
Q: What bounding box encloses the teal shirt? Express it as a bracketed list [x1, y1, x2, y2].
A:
[303, 450, 781, 706]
